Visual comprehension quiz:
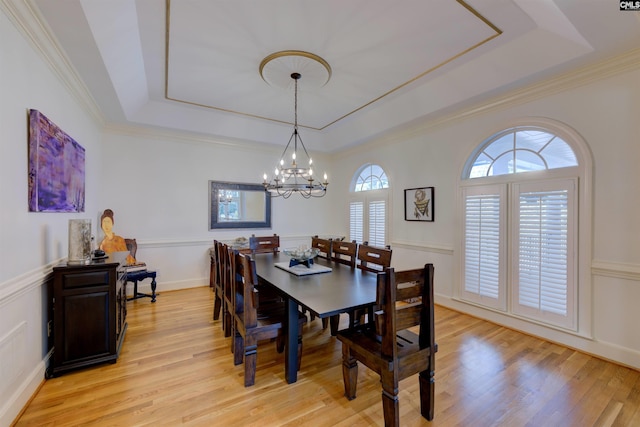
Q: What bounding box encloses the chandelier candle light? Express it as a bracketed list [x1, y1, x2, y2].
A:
[262, 72, 328, 198]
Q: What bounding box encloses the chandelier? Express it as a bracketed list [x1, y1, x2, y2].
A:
[262, 71, 328, 199]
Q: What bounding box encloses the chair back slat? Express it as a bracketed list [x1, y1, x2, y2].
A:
[357, 242, 392, 272]
[249, 234, 280, 255]
[395, 304, 422, 331]
[331, 240, 358, 267]
[311, 236, 332, 260]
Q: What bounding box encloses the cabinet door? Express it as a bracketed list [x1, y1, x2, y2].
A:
[60, 290, 112, 362]
[52, 265, 118, 374]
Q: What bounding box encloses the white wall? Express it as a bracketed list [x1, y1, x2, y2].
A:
[0, 5, 103, 425]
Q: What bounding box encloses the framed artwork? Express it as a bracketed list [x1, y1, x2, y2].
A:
[28, 109, 85, 212]
[404, 187, 434, 222]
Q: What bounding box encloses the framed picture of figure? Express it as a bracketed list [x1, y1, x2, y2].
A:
[404, 187, 434, 222]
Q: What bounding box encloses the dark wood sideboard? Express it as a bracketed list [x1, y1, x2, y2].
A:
[47, 260, 127, 377]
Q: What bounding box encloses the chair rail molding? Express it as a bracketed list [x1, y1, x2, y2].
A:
[591, 260, 640, 282]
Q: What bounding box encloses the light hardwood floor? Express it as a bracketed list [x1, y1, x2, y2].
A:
[14, 286, 640, 426]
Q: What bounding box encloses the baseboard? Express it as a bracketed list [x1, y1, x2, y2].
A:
[434, 293, 640, 371]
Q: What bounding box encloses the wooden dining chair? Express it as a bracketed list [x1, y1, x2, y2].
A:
[211, 240, 223, 322]
[336, 264, 437, 427]
[218, 241, 233, 337]
[326, 240, 359, 334]
[232, 252, 306, 387]
[311, 235, 332, 260]
[331, 239, 358, 267]
[357, 241, 392, 272]
[249, 234, 280, 255]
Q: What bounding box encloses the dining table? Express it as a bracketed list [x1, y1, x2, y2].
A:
[253, 252, 379, 384]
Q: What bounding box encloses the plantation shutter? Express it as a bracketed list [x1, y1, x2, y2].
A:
[349, 201, 364, 243]
[368, 200, 386, 247]
[512, 179, 576, 328]
[462, 185, 506, 310]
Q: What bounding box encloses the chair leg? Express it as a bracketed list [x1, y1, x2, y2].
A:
[233, 331, 243, 366]
[276, 332, 285, 353]
[223, 310, 232, 337]
[419, 366, 435, 421]
[329, 314, 340, 336]
[297, 330, 303, 371]
[380, 369, 400, 427]
[341, 344, 358, 400]
[213, 292, 222, 321]
[229, 318, 236, 354]
[244, 341, 257, 387]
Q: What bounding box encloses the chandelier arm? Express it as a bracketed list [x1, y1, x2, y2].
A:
[295, 131, 312, 162]
[275, 130, 297, 168]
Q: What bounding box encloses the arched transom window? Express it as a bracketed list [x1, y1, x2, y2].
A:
[467, 128, 578, 178]
[354, 164, 389, 191]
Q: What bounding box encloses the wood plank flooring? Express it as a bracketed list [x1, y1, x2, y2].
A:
[14, 286, 640, 426]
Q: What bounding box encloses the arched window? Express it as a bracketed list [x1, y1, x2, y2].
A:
[460, 123, 591, 333]
[466, 128, 578, 178]
[353, 164, 389, 191]
[349, 164, 389, 247]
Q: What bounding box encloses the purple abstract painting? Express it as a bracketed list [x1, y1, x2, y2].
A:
[28, 109, 85, 212]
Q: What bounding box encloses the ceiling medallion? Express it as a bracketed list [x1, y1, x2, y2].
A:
[259, 50, 332, 90]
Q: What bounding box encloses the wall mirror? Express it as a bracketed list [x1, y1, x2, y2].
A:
[209, 181, 271, 229]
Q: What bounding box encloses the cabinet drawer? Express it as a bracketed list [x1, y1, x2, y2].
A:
[62, 271, 110, 289]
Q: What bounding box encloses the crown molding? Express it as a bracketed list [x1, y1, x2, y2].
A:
[102, 122, 282, 154]
[2, 0, 105, 126]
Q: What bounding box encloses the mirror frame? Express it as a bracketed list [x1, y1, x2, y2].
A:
[209, 180, 271, 229]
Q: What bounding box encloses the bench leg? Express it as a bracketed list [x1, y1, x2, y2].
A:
[150, 277, 157, 302]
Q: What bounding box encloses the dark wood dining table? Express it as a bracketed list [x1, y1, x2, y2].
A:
[253, 253, 379, 383]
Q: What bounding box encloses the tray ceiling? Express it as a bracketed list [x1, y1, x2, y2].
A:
[29, 0, 640, 152]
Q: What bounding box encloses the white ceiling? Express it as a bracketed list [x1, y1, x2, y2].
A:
[30, 0, 640, 153]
